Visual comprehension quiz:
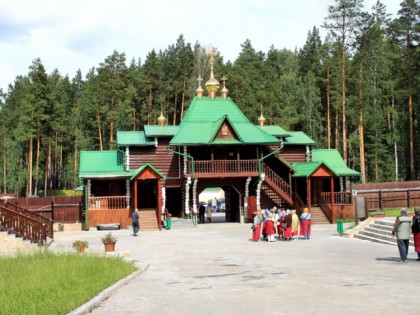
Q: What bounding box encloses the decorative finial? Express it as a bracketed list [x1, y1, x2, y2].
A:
[220, 75, 228, 99]
[205, 48, 220, 99]
[157, 106, 167, 126]
[196, 75, 204, 98]
[258, 105, 266, 127]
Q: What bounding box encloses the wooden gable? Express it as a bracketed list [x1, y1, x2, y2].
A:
[215, 120, 239, 140]
[311, 165, 334, 177]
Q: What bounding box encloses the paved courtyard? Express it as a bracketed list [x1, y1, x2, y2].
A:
[51, 217, 420, 315]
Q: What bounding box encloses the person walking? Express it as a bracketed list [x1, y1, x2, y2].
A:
[199, 203, 206, 223]
[131, 208, 140, 236]
[252, 210, 262, 241]
[392, 208, 412, 262]
[411, 207, 420, 260]
[206, 202, 213, 223]
[300, 208, 311, 239]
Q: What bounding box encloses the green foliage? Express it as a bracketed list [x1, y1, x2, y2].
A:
[0, 251, 137, 314]
[0, 1, 418, 195]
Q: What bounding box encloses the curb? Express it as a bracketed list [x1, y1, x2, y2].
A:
[68, 262, 150, 315]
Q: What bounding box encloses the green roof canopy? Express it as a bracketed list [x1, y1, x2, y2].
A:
[312, 149, 361, 177]
[284, 131, 315, 145]
[79, 151, 129, 178]
[144, 125, 180, 137]
[117, 131, 155, 147]
[258, 125, 290, 138]
[170, 97, 281, 146]
[292, 149, 360, 178]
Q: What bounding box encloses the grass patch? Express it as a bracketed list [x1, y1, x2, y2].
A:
[368, 208, 413, 217]
[0, 251, 137, 314]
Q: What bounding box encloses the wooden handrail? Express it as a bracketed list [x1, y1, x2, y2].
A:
[262, 164, 292, 198]
[320, 192, 352, 205]
[318, 193, 332, 223]
[88, 196, 131, 210]
[0, 205, 49, 245]
[188, 160, 259, 174]
[0, 199, 53, 238]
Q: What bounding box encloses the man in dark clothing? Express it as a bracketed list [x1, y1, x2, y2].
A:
[199, 203, 206, 223]
[132, 208, 140, 236]
[392, 208, 412, 262]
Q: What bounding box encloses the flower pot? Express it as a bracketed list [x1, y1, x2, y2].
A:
[104, 242, 116, 252]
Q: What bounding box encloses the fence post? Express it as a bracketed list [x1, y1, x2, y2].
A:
[379, 190, 382, 209]
[79, 201, 82, 222]
[51, 201, 55, 222]
[407, 189, 411, 208]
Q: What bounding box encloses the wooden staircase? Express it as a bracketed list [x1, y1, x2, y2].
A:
[310, 207, 330, 224]
[262, 164, 294, 208]
[139, 209, 160, 231]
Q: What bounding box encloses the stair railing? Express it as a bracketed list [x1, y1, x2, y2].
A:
[318, 193, 333, 223]
[0, 205, 50, 245]
[292, 192, 305, 217]
[0, 199, 53, 238]
[262, 164, 292, 199]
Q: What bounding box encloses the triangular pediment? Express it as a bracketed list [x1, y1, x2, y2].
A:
[130, 163, 165, 181]
[210, 116, 241, 144]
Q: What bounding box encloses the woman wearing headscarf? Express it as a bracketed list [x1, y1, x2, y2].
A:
[252, 210, 262, 241]
[284, 209, 292, 241]
[411, 207, 420, 260]
[291, 210, 300, 240]
[264, 213, 276, 242]
[300, 207, 311, 240]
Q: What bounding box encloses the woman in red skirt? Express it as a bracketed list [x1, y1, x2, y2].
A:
[284, 209, 292, 241]
[411, 207, 420, 260]
[300, 207, 311, 240]
[252, 210, 262, 241]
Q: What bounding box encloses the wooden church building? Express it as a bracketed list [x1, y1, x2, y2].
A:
[79, 53, 360, 230]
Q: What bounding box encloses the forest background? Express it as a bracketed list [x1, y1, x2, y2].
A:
[0, 0, 418, 197]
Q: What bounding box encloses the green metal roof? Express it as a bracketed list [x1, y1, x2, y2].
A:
[292, 149, 360, 178]
[130, 163, 165, 180]
[144, 125, 180, 137]
[292, 161, 322, 177]
[79, 151, 130, 178]
[312, 149, 361, 177]
[284, 131, 315, 145]
[117, 131, 155, 146]
[170, 97, 281, 145]
[258, 125, 290, 137]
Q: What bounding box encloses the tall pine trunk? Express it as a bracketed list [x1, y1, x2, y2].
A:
[27, 137, 33, 196]
[97, 106, 103, 151]
[358, 65, 366, 183]
[43, 141, 50, 196]
[3, 128, 6, 194]
[341, 47, 347, 164]
[34, 129, 41, 195]
[327, 66, 331, 149]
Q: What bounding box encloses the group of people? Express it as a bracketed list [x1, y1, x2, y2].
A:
[392, 207, 420, 262]
[198, 202, 213, 223]
[251, 207, 311, 242]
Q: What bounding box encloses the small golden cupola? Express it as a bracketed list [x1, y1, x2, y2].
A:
[220, 75, 228, 99]
[196, 75, 204, 98]
[205, 49, 220, 99]
[157, 110, 167, 126]
[258, 108, 266, 127]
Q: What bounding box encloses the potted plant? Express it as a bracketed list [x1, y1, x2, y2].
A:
[72, 240, 89, 253]
[101, 232, 117, 252]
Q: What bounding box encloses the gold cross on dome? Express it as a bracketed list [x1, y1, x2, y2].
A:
[197, 75, 203, 86]
[221, 75, 227, 86]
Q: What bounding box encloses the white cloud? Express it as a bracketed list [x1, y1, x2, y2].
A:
[0, 0, 403, 92]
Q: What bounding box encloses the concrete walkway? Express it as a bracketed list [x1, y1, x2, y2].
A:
[50, 217, 420, 315]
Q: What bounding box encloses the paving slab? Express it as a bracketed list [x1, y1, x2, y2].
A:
[50, 217, 420, 315]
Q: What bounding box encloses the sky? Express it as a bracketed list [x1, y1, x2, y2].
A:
[0, 0, 402, 92]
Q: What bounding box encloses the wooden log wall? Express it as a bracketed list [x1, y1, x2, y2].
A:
[88, 209, 131, 228]
[129, 138, 181, 185]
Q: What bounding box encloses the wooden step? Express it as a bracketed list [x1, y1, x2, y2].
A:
[138, 209, 159, 231]
[310, 207, 330, 224]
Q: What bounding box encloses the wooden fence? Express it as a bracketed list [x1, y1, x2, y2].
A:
[355, 181, 420, 211]
[15, 196, 82, 223]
